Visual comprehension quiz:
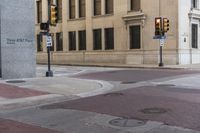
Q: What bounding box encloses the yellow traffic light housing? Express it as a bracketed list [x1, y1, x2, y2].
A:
[163, 18, 169, 33]
[50, 5, 57, 26]
[155, 17, 162, 36]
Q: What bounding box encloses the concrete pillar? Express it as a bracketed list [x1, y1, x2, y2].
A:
[0, 0, 36, 79]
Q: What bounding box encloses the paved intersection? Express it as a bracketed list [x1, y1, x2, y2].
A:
[0, 65, 200, 132]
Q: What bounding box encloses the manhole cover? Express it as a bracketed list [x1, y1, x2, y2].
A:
[104, 92, 124, 97]
[140, 107, 168, 114]
[157, 84, 175, 87]
[6, 80, 26, 83]
[121, 81, 137, 84]
[109, 118, 146, 127]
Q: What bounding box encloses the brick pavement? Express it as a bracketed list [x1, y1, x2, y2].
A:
[74, 69, 198, 82]
[41, 86, 200, 131]
[0, 83, 49, 99]
[0, 118, 62, 133]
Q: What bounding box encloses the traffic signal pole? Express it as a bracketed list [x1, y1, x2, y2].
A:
[45, 25, 53, 77]
[45, 1, 53, 77]
[153, 17, 169, 67]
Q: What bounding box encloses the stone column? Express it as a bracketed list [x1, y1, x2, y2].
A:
[0, 0, 36, 79]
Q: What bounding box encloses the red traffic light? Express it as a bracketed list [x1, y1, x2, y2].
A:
[155, 17, 162, 36]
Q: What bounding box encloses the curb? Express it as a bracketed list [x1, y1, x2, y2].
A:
[0, 94, 70, 110]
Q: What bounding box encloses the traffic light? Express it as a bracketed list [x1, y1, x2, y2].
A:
[50, 5, 57, 26]
[155, 17, 162, 36]
[163, 18, 169, 33]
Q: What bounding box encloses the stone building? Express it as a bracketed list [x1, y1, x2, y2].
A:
[35, 0, 200, 65]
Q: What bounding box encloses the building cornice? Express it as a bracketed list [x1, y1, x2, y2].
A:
[189, 9, 200, 20]
[122, 12, 146, 27]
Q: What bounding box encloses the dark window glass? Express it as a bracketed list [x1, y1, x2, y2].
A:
[131, 0, 140, 11]
[105, 28, 114, 50]
[94, 0, 101, 16]
[192, 24, 198, 48]
[56, 32, 63, 51]
[130, 25, 141, 49]
[93, 29, 102, 50]
[48, 0, 53, 20]
[50, 34, 54, 51]
[69, 31, 76, 51]
[79, 30, 86, 50]
[57, 0, 62, 21]
[79, 0, 86, 17]
[69, 0, 76, 19]
[192, 0, 197, 8]
[37, 0, 42, 23]
[37, 34, 43, 52]
[105, 0, 113, 14]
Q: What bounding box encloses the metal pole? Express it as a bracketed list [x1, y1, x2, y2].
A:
[47, 47, 51, 71]
[45, 0, 53, 77]
[159, 45, 164, 67]
[46, 38, 53, 77]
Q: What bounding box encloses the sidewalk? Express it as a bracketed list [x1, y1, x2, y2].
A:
[0, 66, 114, 110]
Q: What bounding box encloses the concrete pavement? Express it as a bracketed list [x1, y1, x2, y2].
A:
[0, 65, 115, 110]
[0, 65, 200, 132]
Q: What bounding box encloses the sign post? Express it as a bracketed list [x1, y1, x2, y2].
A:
[159, 39, 165, 67]
[46, 35, 53, 77]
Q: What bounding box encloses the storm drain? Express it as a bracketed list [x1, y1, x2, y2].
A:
[6, 80, 26, 83]
[103, 92, 124, 97]
[109, 118, 146, 127]
[121, 81, 137, 84]
[140, 107, 168, 114]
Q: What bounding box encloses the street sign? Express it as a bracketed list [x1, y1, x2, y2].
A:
[153, 35, 166, 39]
[160, 39, 165, 47]
[46, 36, 52, 47]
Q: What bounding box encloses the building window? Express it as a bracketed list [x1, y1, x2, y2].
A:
[48, 0, 54, 21]
[130, 25, 141, 49]
[56, 32, 63, 51]
[69, 0, 76, 19]
[192, 24, 198, 48]
[50, 34, 54, 51]
[105, 0, 113, 14]
[37, 0, 42, 23]
[69, 31, 76, 51]
[130, 0, 141, 11]
[79, 30, 86, 50]
[192, 0, 198, 8]
[57, 0, 62, 21]
[79, 0, 86, 18]
[37, 34, 43, 52]
[93, 29, 102, 50]
[105, 28, 114, 50]
[94, 0, 101, 16]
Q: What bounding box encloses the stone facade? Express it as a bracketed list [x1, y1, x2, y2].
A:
[35, 0, 200, 65]
[0, 0, 36, 79]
